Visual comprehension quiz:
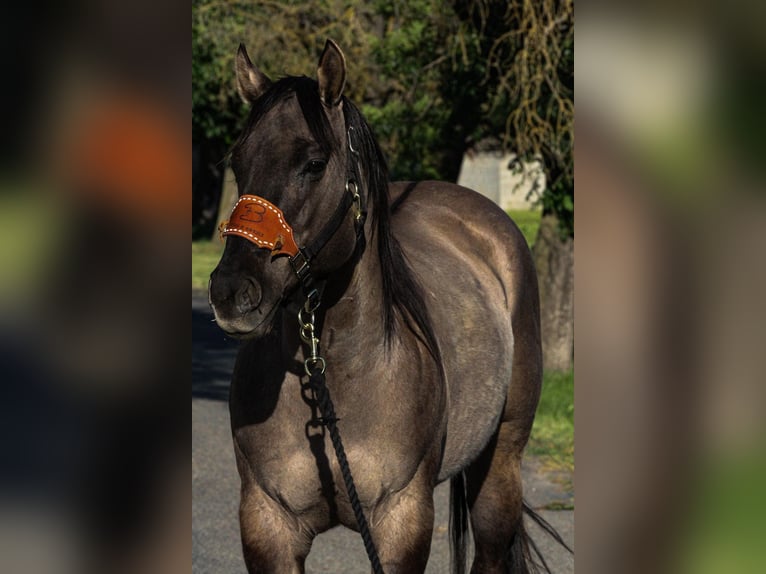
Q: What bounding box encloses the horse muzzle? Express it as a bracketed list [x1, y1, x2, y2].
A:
[208, 269, 276, 338]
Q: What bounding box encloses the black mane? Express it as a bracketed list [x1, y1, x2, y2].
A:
[340, 97, 443, 368]
[233, 76, 442, 368]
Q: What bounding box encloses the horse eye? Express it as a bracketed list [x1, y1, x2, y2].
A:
[305, 159, 327, 175]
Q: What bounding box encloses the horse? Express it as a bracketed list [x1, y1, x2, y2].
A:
[209, 39, 557, 573]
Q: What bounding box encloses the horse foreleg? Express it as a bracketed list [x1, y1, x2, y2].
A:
[238, 484, 312, 574]
[368, 468, 435, 574]
[465, 423, 527, 574]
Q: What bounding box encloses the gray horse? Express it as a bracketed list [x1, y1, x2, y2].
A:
[209, 39, 552, 573]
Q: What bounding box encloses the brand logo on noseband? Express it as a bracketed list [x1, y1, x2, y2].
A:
[239, 202, 267, 223]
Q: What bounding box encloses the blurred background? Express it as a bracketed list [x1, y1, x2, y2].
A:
[0, 1, 188, 573]
[576, 2, 766, 574]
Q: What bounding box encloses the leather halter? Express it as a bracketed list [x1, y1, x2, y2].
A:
[220, 126, 366, 307]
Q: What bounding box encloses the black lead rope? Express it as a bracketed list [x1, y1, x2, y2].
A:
[307, 368, 385, 574]
[298, 299, 383, 573]
[291, 126, 382, 572]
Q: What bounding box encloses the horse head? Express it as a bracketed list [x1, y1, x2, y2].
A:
[210, 40, 364, 338]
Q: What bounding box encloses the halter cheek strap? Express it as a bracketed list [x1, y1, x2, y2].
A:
[286, 187, 357, 307]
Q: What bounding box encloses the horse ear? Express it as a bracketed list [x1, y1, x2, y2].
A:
[317, 39, 346, 107]
[236, 43, 271, 105]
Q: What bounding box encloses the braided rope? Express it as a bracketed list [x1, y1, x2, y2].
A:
[308, 371, 385, 574]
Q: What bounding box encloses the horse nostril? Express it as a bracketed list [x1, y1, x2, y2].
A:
[235, 279, 262, 315]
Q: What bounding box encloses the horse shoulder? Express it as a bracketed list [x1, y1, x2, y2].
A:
[389, 180, 529, 308]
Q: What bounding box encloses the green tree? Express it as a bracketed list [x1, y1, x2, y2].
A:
[192, 1, 247, 237]
[361, 0, 464, 180]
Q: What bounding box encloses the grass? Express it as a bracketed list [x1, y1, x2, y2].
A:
[192, 239, 224, 291]
[506, 208, 542, 248]
[528, 369, 574, 475]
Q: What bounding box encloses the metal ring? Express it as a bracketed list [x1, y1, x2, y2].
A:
[347, 126, 359, 154]
[304, 356, 326, 376]
[298, 308, 314, 328]
[345, 179, 358, 195]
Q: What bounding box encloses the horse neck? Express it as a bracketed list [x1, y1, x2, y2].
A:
[321, 222, 388, 351]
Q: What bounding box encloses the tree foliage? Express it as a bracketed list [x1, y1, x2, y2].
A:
[454, 0, 574, 236]
[194, 2, 373, 150]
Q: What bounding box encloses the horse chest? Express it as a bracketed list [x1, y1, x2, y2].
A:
[233, 370, 423, 518]
[239, 424, 416, 523]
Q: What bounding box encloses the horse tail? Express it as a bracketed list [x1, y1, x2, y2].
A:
[507, 500, 573, 573]
[449, 472, 469, 574]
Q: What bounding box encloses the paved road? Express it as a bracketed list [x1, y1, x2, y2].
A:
[193, 294, 573, 573]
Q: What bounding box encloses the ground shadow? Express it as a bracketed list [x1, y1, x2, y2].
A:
[192, 297, 239, 401]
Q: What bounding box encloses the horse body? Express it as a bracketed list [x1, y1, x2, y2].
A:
[210, 40, 545, 573]
[389, 180, 541, 479]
